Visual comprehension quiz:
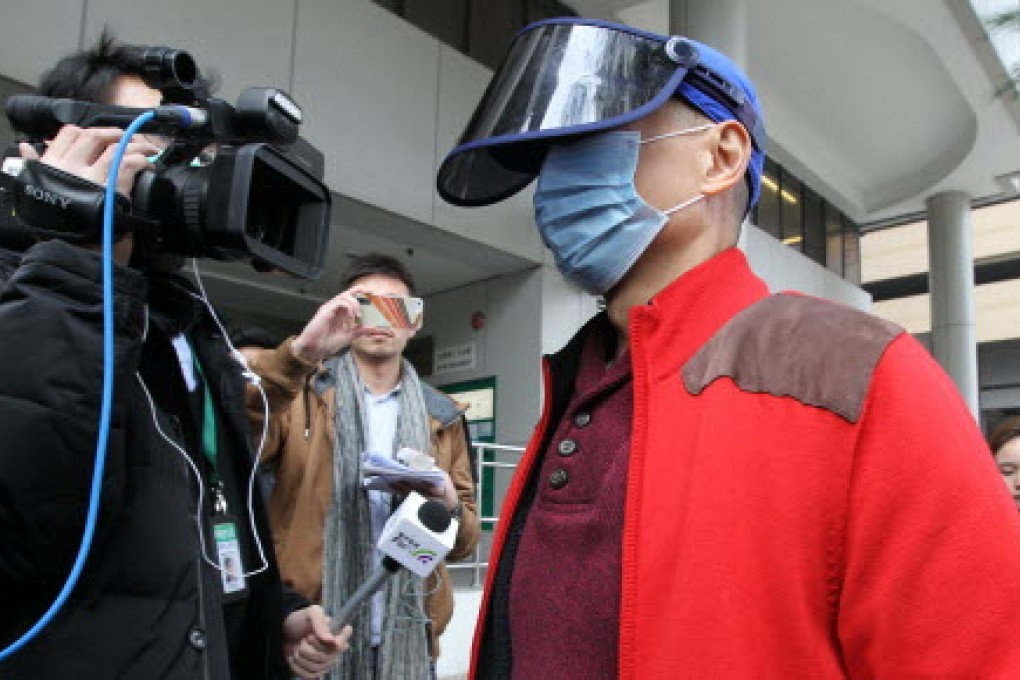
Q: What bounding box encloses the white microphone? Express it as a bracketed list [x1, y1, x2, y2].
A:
[331, 492, 458, 632]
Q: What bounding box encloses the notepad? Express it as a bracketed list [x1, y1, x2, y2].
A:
[362, 449, 445, 492]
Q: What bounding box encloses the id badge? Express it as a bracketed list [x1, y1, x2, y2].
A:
[212, 515, 248, 601]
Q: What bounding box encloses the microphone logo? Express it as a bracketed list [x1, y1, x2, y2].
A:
[390, 530, 428, 555]
[411, 548, 438, 565]
[378, 493, 459, 578]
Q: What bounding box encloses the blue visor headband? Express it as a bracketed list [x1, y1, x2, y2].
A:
[436, 18, 766, 208]
[663, 37, 765, 151]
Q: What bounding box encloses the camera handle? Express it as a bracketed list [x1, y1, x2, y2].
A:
[5, 95, 207, 141]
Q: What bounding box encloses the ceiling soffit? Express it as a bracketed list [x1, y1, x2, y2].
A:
[749, 0, 977, 218]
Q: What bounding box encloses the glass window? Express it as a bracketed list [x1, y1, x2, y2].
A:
[779, 167, 803, 252]
[756, 156, 864, 285]
[843, 216, 861, 285]
[825, 203, 844, 276]
[756, 158, 781, 238]
[802, 186, 826, 266]
[803, 186, 828, 265]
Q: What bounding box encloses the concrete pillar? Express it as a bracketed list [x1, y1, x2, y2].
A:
[927, 191, 979, 418]
[669, 0, 749, 69]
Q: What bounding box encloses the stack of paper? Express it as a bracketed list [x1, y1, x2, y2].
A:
[362, 450, 445, 492]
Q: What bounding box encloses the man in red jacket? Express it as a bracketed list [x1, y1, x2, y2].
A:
[436, 18, 1020, 679]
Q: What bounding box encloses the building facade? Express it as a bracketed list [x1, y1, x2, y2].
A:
[864, 198, 1020, 432]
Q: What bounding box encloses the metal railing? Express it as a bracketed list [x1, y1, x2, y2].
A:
[447, 442, 525, 587]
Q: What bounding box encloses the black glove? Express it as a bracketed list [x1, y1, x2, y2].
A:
[13, 159, 133, 244]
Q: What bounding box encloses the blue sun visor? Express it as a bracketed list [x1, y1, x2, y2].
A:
[437, 18, 765, 208]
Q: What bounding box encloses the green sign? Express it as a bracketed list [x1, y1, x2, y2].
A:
[439, 376, 496, 530]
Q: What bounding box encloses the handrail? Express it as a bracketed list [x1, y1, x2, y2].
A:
[447, 441, 524, 587]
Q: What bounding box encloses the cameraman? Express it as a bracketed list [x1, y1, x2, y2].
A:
[0, 36, 349, 678]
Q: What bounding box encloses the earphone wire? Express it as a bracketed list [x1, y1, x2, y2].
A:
[187, 257, 271, 577]
[133, 258, 273, 579]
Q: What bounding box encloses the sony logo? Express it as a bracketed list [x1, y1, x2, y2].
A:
[23, 184, 71, 210]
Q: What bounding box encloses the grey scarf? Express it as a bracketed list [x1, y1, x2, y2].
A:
[323, 351, 432, 680]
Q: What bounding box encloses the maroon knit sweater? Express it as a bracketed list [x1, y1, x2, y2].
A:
[508, 326, 633, 679]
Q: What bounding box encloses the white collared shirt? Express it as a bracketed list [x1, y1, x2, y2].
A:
[362, 384, 401, 647]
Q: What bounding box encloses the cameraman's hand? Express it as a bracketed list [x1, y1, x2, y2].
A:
[21, 125, 159, 198]
[291, 289, 365, 363]
[20, 126, 159, 265]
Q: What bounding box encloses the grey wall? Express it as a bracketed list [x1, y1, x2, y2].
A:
[422, 267, 543, 447]
[0, 75, 32, 152]
[742, 223, 872, 310]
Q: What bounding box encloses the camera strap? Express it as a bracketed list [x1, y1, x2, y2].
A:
[13, 160, 149, 244]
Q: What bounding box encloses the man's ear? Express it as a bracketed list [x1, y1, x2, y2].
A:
[701, 119, 752, 198]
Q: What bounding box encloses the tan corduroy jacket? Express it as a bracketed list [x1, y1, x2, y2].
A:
[246, 339, 481, 658]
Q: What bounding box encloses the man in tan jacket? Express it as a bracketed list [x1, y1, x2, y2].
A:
[246, 253, 480, 679]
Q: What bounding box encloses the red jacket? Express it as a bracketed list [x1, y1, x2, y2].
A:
[472, 249, 1020, 679]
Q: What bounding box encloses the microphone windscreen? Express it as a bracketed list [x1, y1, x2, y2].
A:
[417, 500, 452, 534]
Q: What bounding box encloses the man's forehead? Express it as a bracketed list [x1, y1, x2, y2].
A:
[107, 75, 162, 108]
[350, 273, 410, 294]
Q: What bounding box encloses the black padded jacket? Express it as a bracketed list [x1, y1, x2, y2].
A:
[0, 241, 303, 679]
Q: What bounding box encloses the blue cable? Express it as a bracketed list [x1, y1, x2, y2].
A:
[0, 109, 157, 661]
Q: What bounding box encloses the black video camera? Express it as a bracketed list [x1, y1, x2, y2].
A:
[1, 47, 331, 279]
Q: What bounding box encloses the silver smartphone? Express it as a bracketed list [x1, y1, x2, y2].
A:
[357, 294, 424, 329]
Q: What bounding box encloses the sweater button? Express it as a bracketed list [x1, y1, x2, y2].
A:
[573, 412, 592, 428]
[188, 626, 207, 650]
[557, 439, 578, 457]
[549, 469, 569, 489]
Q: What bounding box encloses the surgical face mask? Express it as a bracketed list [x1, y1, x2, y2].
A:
[533, 124, 711, 296]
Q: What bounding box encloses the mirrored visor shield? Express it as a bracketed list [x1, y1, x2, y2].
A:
[437, 21, 688, 207]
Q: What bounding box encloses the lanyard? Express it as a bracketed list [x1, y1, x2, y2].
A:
[190, 346, 250, 596]
[191, 348, 226, 513]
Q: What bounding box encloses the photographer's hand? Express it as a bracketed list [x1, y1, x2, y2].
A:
[291, 288, 365, 363]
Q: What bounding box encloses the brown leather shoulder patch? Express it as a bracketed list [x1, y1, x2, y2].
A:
[681, 294, 903, 423]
